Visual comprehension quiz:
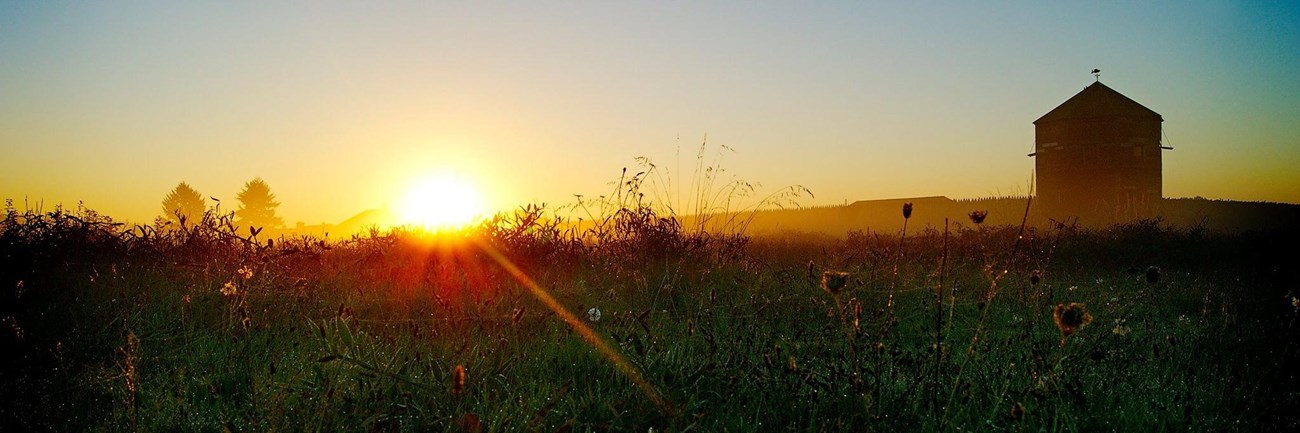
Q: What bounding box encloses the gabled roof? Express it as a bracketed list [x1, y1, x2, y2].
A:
[1034, 81, 1162, 124]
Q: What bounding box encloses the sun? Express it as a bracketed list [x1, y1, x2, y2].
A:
[398, 174, 488, 230]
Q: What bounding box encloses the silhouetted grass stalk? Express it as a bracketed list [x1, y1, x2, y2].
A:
[885, 203, 911, 340]
[932, 218, 949, 421]
[940, 193, 1033, 430]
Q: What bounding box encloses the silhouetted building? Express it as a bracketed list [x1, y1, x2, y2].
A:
[1032, 81, 1164, 222]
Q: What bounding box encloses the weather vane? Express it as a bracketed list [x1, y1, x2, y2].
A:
[1092, 68, 1101, 82]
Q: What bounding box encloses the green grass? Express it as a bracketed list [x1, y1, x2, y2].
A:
[2, 204, 1298, 431]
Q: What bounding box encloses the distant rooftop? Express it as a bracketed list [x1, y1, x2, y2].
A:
[1034, 81, 1163, 124]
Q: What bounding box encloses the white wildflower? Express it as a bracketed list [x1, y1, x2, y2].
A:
[1112, 318, 1130, 336]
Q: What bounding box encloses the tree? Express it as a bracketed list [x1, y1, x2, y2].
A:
[235, 177, 284, 230]
[161, 182, 205, 224]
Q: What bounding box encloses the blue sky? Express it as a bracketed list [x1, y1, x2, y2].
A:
[2, 1, 1297, 223]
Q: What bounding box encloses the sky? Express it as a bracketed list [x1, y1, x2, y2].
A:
[2, 1, 1298, 225]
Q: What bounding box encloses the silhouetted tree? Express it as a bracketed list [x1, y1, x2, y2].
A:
[235, 177, 284, 229]
[161, 182, 205, 224]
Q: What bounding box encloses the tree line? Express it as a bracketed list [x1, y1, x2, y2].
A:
[160, 177, 284, 230]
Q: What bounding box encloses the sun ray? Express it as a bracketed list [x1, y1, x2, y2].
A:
[470, 237, 675, 414]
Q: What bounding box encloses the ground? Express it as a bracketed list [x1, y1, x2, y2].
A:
[2, 205, 1298, 431]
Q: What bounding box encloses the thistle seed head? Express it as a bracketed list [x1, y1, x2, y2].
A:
[821, 271, 849, 296]
[1145, 266, 1161, 284]
[1053, 303, 1093, 337]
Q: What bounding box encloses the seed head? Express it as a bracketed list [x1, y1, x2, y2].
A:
[902, 202, 913, 219]
[821, 271, 849, 296]
[1145, 266, 1161, 284]
[1111, 318, 1130, 336]
[968, 210, 988, 225]
[220, 281, 237, 297]
[236, 265, 254, 280]
[852, 301, 862, 333]
[5, 316, 25, 341]
[1052, 303, 1093, 336]
[452, 364, 466, 395]
[457, 413, 482, 433]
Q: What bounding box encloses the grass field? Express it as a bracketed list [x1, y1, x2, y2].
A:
[2, 201, 1298, 431]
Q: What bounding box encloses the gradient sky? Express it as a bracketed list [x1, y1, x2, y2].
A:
[2, 1, 1297, 225]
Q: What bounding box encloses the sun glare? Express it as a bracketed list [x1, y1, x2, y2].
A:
[398, 174, 488, 230]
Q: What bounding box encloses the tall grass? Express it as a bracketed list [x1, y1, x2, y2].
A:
[1, 188, 1298, 431]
